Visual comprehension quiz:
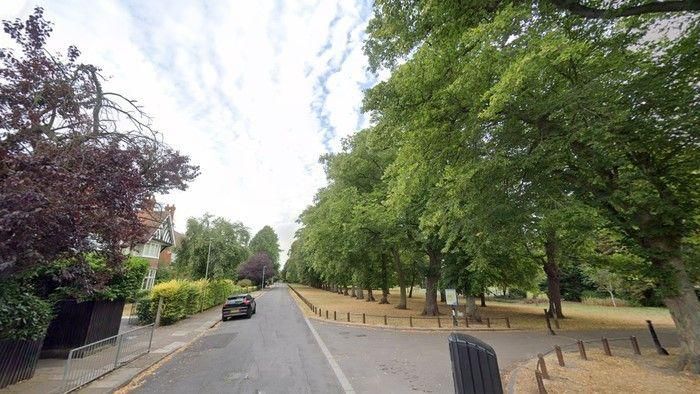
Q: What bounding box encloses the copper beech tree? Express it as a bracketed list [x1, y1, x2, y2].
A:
[0, 9, 199, 283]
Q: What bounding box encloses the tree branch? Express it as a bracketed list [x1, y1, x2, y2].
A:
[550, 0, 700, 19]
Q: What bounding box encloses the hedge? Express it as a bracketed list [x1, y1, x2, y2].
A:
[0, 281, 53, 341]
[138, 279, 245, 325]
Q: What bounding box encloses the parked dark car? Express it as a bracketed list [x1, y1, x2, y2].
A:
[222, 294, 256, 320]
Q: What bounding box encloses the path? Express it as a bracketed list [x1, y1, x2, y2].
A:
[130, 285, 343, 393]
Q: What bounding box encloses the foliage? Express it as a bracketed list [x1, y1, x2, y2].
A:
[237, 252, 276, 285]
[143, 279, 239, 325]
[237, 278, 253, 287]
[0, 280, 53, 340]
[174, 214, 250, 280]
[248, 226, 281, 269]
[0, 8, 198, 282]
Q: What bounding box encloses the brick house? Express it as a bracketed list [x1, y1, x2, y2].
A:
[131, 203, 182, 290]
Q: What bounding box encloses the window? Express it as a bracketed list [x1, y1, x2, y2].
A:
[142, 268, 157, 290]
[141, 242, 161, 258]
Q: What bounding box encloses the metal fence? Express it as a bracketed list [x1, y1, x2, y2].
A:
[62, 324, 154, 393]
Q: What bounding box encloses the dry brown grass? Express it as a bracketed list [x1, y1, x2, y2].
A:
[288, 285, 674, 331]
[510, 347, 699, 393]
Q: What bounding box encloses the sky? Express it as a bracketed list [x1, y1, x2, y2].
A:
[0, 0, 376, 264]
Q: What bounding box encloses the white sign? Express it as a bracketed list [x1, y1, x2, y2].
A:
[445, 289, 458, 306]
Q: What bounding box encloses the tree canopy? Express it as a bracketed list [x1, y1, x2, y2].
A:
[249, 225, 281, 270]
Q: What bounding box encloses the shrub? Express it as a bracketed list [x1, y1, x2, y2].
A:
[0, 281, 53, 340]
[237, 279, 253, 288]
[136, 296, 154, 324]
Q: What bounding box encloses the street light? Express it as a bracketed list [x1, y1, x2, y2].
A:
[261, 265, 266, 289]
[204, 238, 211, 279]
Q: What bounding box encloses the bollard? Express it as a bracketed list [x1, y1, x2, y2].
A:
[437, 316, 442, 328]
[334, 311, 337, 321]
[535, 370, 548, 394]
[646, 320, 669, 355]
[630, 336, 641, 355]
[362, 313, 366, 324]
[326, 310, 329, 319]
[384, 315, 388, 325]
[554, 345, 565, 366]
[577, 340, 588, 360]
[347, 312, 350, 322]
[409, 316, 413, 327]
[505, 316, 510, 329]
[486, 317, 491, 328]
[537, 353, 549, 379]
[464, 315, 469, 328]
[602, 337, 612, 356]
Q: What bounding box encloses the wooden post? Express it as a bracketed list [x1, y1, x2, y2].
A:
[384, 315, 387, 325]
[537, 353, 549, 379]
[602, 337, 612, 356]
[577, 340, 588, 360]
[437, 316, 441, 328]
[154, 297, 164, 327]
[362, 313, 366, 324]
[325, 310, 329, 319]
[409, 316, 413, 327]
[554, 346, 565, 366]
[505, 316, 510, 329]
[486, 317, 491, 328]
[535, 370, 548, 394]
[464, 315, 469, 328]
[347, 312, 350, 322]
[334, 311, 337, 321]
[630, 336, 641, 355]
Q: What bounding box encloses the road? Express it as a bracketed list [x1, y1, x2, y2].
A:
[131, 285, 678, 394]
[131, 284, 343, 394]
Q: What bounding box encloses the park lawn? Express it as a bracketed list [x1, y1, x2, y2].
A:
[289, 285, 674, 331]
[509, 346, 698, 393]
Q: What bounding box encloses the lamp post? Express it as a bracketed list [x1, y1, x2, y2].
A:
[205, 238, 212, 279]
[261, 265, 266, 289]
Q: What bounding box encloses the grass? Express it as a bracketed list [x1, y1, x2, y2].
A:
[289, 285, 674, 331]
[509, 346, 699, 393]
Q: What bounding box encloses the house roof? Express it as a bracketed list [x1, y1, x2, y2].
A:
[136, 204, 176, 247]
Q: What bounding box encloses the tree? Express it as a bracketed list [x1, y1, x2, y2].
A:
[237, 252, 276, 285]
[249, 226, 281, 270]
[175, 214, 250, 280]
[0, 9, 198, 284]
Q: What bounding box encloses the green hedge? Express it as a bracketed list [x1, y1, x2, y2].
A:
[0, 281, 53, 341]
[139, 279, 245, 325]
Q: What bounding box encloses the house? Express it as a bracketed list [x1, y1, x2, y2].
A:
[131, 202, 181, 289]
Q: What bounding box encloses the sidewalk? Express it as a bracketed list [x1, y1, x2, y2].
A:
[1, 290, 263, 394]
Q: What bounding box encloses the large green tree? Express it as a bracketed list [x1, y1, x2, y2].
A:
[249, 225, 281, 270]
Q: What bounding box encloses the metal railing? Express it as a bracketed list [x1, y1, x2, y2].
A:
[62, 324, 154, 393]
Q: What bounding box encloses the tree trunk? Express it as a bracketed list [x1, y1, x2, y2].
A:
[408, 264, 416, 298]
[480, 292, 486, 307]
[356, 286, 364, 300]
[366, 288, 376, 302]
[440, 289, 446, 303]
[343, 286, 349, 296]
[544, 231, 565, 318]
[662, 255, 700, 373]
[379, 255, 390, 304]
[607, 290, 617, 307]
[422, 248, 441, 316]
[392, 249, 407, 309]
[350, 285, 357, 298]
[466, 295, 481, 322]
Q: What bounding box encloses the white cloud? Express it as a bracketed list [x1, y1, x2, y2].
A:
[0, 0, 375, 263]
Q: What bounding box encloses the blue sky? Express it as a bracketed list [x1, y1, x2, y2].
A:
[1, 0, 376, 262]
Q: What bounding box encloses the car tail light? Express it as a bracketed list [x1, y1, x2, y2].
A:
[243, 299, 250, 305]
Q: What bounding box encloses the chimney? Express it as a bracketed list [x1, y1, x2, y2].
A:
[165, 204, 176, 220]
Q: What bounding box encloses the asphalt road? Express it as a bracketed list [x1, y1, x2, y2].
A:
[131, 284, 343, 394]
[131, 285, 678, 394]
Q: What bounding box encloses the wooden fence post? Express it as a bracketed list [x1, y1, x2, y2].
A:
[347, 312, 350, 322]
[577, 340, 588, 360]
[535, 370, 548, 394]
[325, 310, 329, 319]
[362, 313, 366, 324]
[537, 353, 549, 379]
[505, 316, 510, 328]
[486, 317, 491, 328]
[602, 337, 612, 356]
[464, 315, 469, 328]
[409, 316, 413, 327]
[630, 336, 641, 355]
[437, 316, 441, 328]
[334, 311, 337, 321]
[384, 315, 387, 325]
[554, 346, 565, 366]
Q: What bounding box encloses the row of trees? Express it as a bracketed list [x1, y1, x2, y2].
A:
[286, 2, 699, 371]
[170, 215, 279, 285]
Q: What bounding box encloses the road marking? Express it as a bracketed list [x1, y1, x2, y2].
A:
[302, 315, 355, 393]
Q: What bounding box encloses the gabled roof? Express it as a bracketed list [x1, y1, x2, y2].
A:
[137, 206, 175, 247]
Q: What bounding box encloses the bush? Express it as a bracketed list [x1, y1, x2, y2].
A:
[136, 296, 154, 324]
[0, 281, 53, 340]
[237, 279, 253, 288]
[145, 279, 239, 325]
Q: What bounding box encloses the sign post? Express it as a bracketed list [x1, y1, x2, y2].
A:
[445, 289, 458, 327]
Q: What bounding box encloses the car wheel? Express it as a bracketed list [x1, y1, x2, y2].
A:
[222, 316, 227, 321]
[253, 306, 257, 314]
[247, 309, 252, 318]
